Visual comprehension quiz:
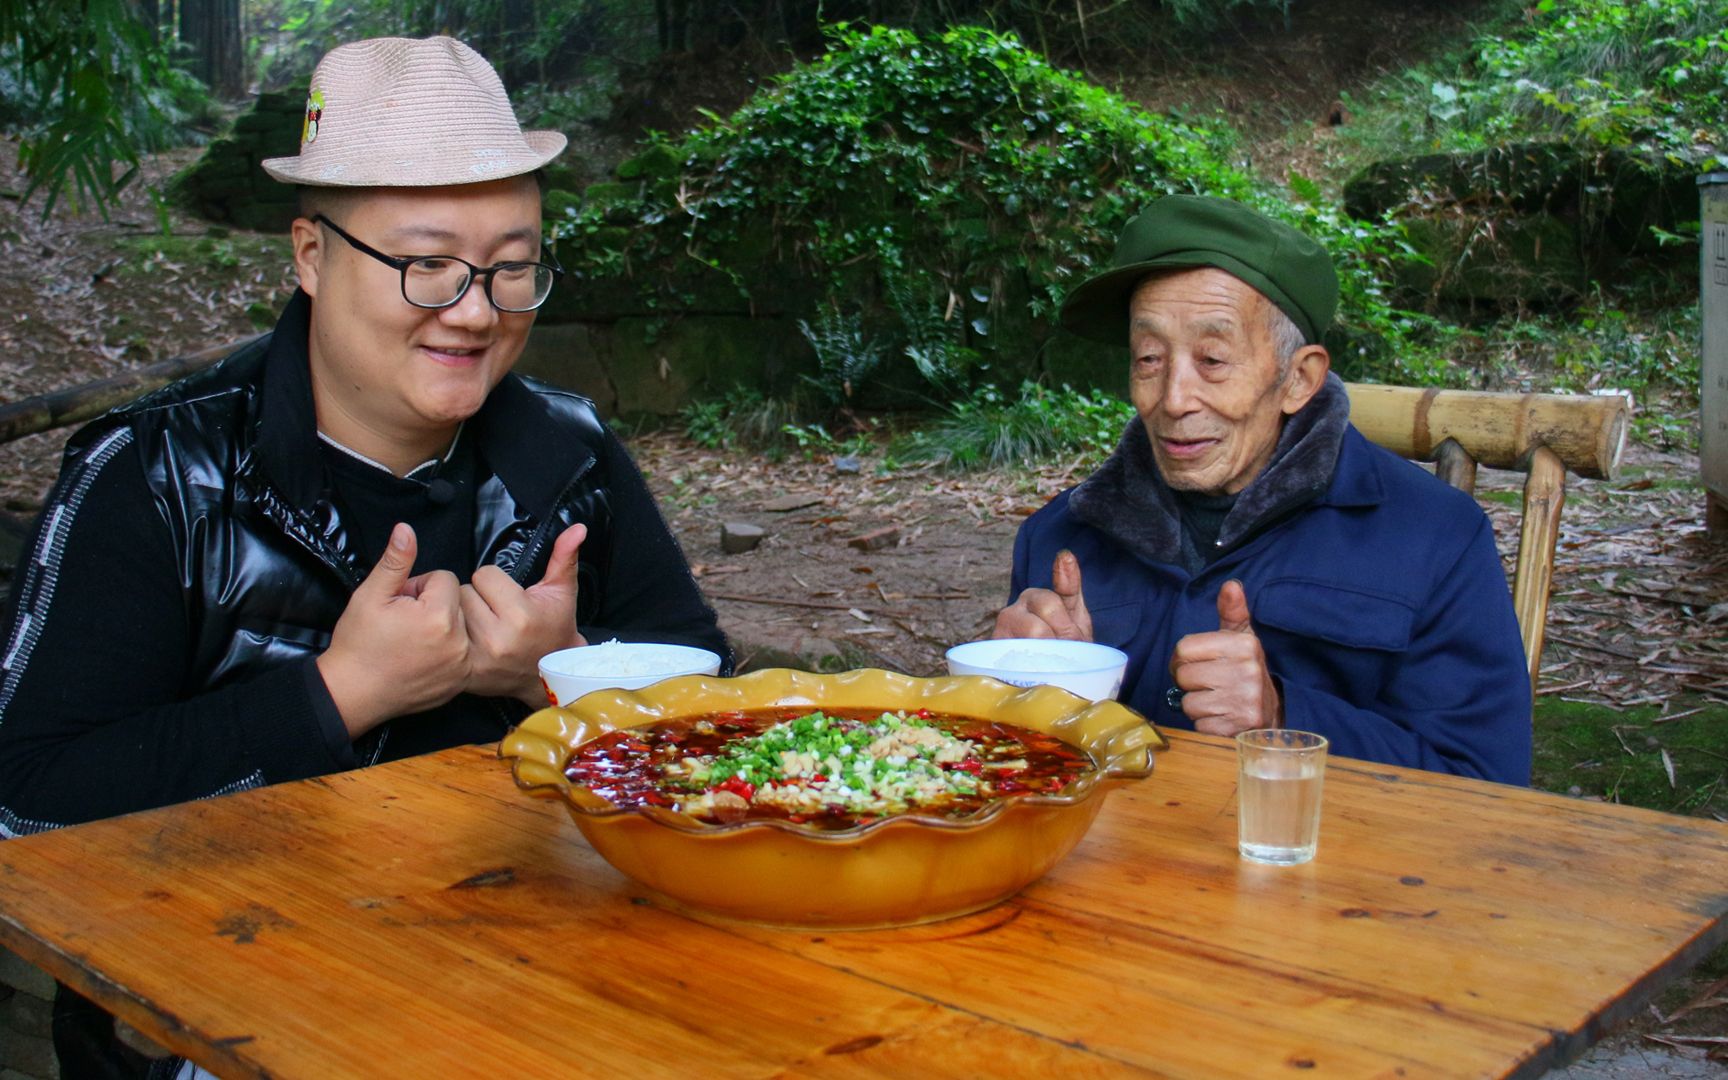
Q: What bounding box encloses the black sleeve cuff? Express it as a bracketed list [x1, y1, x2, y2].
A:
[302, 657, 358, 770]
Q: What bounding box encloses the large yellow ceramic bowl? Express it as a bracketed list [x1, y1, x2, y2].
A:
[498, 667, 1165, 929]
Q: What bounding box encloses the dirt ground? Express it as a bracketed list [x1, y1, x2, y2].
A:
[0, 141, 297, 513]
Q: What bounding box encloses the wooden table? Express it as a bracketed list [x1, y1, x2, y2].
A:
[3, 731, 1727, 1078]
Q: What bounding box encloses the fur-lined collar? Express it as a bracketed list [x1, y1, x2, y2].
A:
[1069, 373, 1352, 572]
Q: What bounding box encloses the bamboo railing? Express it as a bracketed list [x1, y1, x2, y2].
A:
[1344, 383, 1630, 692]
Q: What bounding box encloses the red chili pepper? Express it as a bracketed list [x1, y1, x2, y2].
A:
[717, 777, 756, 802]
[915, 708, 933, 719]
[954, 759, 983, 774]
[809, 774, 828, 785]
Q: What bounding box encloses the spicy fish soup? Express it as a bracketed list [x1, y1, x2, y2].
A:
[565, 707, 1093, 829]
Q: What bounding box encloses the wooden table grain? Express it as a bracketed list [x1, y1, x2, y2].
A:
[2, 730, 1726, 1079]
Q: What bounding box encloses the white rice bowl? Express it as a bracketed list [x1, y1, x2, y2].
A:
[538, 641, 724, 707]
[945, 638, 1129, 702]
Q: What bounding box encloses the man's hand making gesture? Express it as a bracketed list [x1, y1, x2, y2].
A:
[317, 523, 473, 738]
[1169, 579, 1282, 736]
[993, 549, 1093, 640]
[994, 553, 1282, 734]
[460, 522, 587, 705]
[318, 522, 590, 735]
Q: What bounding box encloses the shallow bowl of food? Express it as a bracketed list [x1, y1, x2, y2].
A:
[498, 667, 1164, 929]
[945, 638, 1131, 701]
[537, 641, 724, 707]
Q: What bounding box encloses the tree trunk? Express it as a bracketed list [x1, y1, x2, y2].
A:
[178, 0, 245, 98]
[498, 0, 534, 86]
[130, 0, 161, 42]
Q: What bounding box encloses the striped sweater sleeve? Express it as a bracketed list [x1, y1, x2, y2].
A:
[0, 430, 346, 833]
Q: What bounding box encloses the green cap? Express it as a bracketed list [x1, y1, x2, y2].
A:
[1059, 195, 1339, 346]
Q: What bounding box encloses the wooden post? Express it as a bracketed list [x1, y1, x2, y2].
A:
[1432, 438, 1478, 494]
[1513, 446, 1566, 694]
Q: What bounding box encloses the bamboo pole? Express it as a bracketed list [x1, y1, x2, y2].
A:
[1345, 384, 1628, 480]
[1513, 446, 1566, 693]
[0, 338, 252, 445]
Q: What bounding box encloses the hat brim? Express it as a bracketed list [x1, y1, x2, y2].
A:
[1058, 250, 1318, 345]
[261, 130, 567, 188]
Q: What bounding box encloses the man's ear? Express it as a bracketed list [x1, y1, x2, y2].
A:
[1279, 344, 1331, 416]
[289, 216, 324, 298]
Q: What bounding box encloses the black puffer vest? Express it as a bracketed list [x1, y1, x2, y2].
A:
[61, 292, 612, 759]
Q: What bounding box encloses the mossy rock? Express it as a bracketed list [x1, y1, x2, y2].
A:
[543, 189, 582, 221]
[232, 110, 289, 137]
[1344, 143, 1583, 220]
[254, 89, 306, 116]
[228, 195, 299, 234]
[548, 25, 1279, 397]
[172, 95, 302, 232]
[513, 323, 617, 414]
[541, 161, 583, 193]
[1396, 213, 1585, 305]
[540, 262, 758, 324]
[582, 181, 639, 208]
[603, 315, 813, 415]
[615, 144, 681, 182]
[1344, 142, 1698, 301]
[721, 223, 778, 267]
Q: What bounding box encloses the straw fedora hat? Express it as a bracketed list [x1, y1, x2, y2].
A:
[262, 36, 566, 188]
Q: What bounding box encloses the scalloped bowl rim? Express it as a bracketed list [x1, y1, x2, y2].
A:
[498, 667, 1165, 841]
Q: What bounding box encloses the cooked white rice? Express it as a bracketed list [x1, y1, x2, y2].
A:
[550, 640, 695, 677]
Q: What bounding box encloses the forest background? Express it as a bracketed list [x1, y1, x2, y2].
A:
[2, 0, 1728, 1064]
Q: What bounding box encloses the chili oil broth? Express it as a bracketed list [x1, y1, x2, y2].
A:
[564, 707, 1093, 828]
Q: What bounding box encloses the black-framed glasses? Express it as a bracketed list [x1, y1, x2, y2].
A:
[312, 214, 564, 313]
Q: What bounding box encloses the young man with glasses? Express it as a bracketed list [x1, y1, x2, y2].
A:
[0, 34, 729, 1074]
[0, 37, 728, 871]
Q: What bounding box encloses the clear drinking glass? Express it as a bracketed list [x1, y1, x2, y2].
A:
[1236, 729, 1328, 865]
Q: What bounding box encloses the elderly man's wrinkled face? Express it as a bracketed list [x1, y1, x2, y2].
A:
[1128, 267, 1326, 496]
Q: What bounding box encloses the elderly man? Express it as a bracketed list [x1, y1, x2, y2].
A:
[997, 195, 1530, 784]
[0, 37, 728, 1075]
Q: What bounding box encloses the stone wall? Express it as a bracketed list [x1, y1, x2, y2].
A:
[513, 309, 1122, 419]
[169, 90, 304, 234]
[514, 316, 816, 416]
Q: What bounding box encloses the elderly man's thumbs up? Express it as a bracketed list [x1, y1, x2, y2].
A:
[1216, 579, 1254, 634]
[317, 523, 472, 738]
[994, 549, 1094, 641]
[1170, 579, 1283, 736]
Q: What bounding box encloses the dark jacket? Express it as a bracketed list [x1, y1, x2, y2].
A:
[0, 291, 728, 831]
[1009, 384, 1532, 785]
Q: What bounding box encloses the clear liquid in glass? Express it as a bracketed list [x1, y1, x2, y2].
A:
[1238, 754, 1325, 865]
